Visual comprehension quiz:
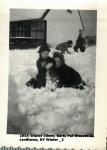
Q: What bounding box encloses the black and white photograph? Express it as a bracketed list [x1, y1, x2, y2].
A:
[7, 9, 97, 136]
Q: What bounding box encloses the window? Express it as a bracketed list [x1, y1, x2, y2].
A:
[9, 20, 47, 49]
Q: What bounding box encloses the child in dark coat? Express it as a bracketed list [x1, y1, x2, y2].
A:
[26, 45, 54, 89]
[52, 52, 86, 90]
[74, 33, 86, 52]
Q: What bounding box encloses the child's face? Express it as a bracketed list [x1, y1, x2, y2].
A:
[54, 57, 62, 68]
[41, 51, 49, 59]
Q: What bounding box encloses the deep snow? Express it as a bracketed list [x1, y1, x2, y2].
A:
[7, 46, 96, 135]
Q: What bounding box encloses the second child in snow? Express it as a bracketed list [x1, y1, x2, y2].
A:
[56, 40, 73, 54]
[52, 52, 86, 90]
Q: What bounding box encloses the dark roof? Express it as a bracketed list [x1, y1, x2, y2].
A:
[41, 9, 50, 19]
[78, 10, 85, 31]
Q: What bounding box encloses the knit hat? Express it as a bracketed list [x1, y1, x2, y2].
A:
[53, 52, 65, 64]
[68, 40, 73, 45]
[38, 45, 50, 53]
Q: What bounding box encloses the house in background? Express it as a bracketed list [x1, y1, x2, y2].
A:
[85, 35, 96, 46]
[45, 10, 84, 47]
[10, 9, 84, 49]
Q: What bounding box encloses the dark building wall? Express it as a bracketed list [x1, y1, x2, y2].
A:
[9, 20, 47, 49]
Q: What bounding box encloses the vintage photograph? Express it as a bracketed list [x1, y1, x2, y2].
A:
[7, 9, 97, 135]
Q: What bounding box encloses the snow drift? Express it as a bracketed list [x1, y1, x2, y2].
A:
[7, 46, 96, 135]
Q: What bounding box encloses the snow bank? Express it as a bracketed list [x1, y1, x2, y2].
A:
[7, 46, 96, 135]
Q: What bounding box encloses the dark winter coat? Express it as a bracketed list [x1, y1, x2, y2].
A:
[36, 56, 54, 88]
[54, 63, 86, 89]
[74, 35, 86, 52]
[76, 35, 85, 47]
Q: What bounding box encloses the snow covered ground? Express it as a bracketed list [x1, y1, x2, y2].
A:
[7, 46, 96, 135]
